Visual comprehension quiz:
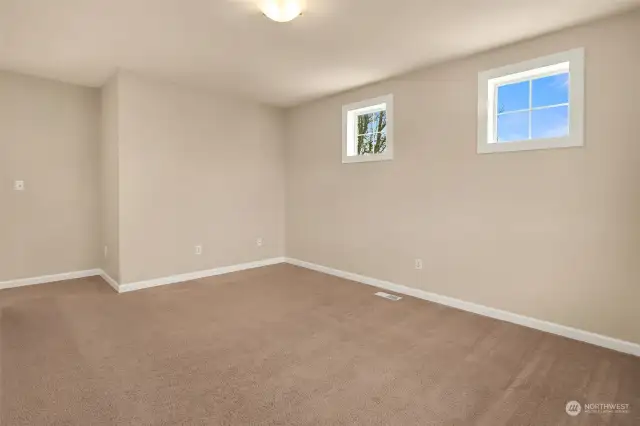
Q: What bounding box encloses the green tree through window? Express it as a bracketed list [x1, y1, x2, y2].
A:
[356, 110, 387, 155]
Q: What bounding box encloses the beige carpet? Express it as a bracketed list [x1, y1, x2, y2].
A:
[1, 264, 639, 425]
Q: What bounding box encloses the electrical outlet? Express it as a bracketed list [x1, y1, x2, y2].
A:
[14, 180, 25, 191]
[415, 259, 423, 270]
[256, 238, 263, 247]
[195, 245, 203, 255]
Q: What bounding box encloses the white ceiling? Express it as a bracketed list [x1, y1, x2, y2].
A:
[1, 0, 638, 106]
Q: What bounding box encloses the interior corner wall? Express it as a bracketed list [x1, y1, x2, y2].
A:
[112, 72, 286, 284]
[100, 75, 121, 282]
[0, 71, 101, 281]
[284, 11, 640, 344]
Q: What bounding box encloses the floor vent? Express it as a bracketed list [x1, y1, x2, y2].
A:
[375, 292, 402, 301]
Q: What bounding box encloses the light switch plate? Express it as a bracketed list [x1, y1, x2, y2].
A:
[14, 180, 25, 191]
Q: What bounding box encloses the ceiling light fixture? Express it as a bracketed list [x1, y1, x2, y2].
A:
[260, 0, 303, 23]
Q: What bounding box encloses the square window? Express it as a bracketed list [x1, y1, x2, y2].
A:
[343, 94, 393, 163]
[478, 49, 584, 154]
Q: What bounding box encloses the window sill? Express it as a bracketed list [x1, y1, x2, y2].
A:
[477, 135, 583, 154]
[342, 152, 393, 164]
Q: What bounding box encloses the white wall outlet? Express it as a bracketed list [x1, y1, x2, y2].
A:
[14, 180, 25, 191]
[415, 259, 423, 270]
[104, 246, 108, 258]
[195, 245, 203, 255]
[256, 237, 263, 247]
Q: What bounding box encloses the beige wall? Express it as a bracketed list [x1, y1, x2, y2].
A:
[0, 69, 286, 285]
[0, 71, 100, 280]
[285, 11, 640, 344]
[115, 72, 285, 284]
[100, 76, 121, 281]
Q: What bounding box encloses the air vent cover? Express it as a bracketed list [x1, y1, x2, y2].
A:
[375, 292, 402, 301]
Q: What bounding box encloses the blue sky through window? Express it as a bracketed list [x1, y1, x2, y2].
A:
[497, 81, 529, 113]
[496, 72, 569, 142]
[497, 112, 529, 142]
[532, 106, 568, 139]
[532, 73, 569, 107]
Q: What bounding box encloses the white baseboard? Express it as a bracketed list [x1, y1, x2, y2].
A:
[6, 258, 637, 357]
[106, 257, 286, 293]
[285, 258, 640, 357]
[0, 269, 102, 291]
[99, 271, 120, 293]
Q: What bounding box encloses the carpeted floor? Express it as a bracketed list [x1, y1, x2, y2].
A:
[1, 264, 639, 425]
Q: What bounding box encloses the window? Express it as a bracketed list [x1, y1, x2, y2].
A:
[343, 94, 393, 163]
[477, 49, 584, 154]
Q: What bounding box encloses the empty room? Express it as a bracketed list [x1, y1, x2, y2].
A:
[1, 0, 639, 424]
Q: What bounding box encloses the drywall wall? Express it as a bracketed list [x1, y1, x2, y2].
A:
[114, 72, 286, 284]
[0, 69, 285, 285]
[285, 11, 640, 344]
[100, 75, 121, 281]
[0, 71, 100, 280]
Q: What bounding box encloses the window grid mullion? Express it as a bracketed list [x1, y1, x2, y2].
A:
[357, 131, 385, 137]
[528, 79, 532, 140]
[496, 103, 569, 116]
[494, 85, 498, 142]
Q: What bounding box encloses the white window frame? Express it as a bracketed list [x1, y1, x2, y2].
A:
[477, 48, 585, 154]
[342, 94, 394, 163]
